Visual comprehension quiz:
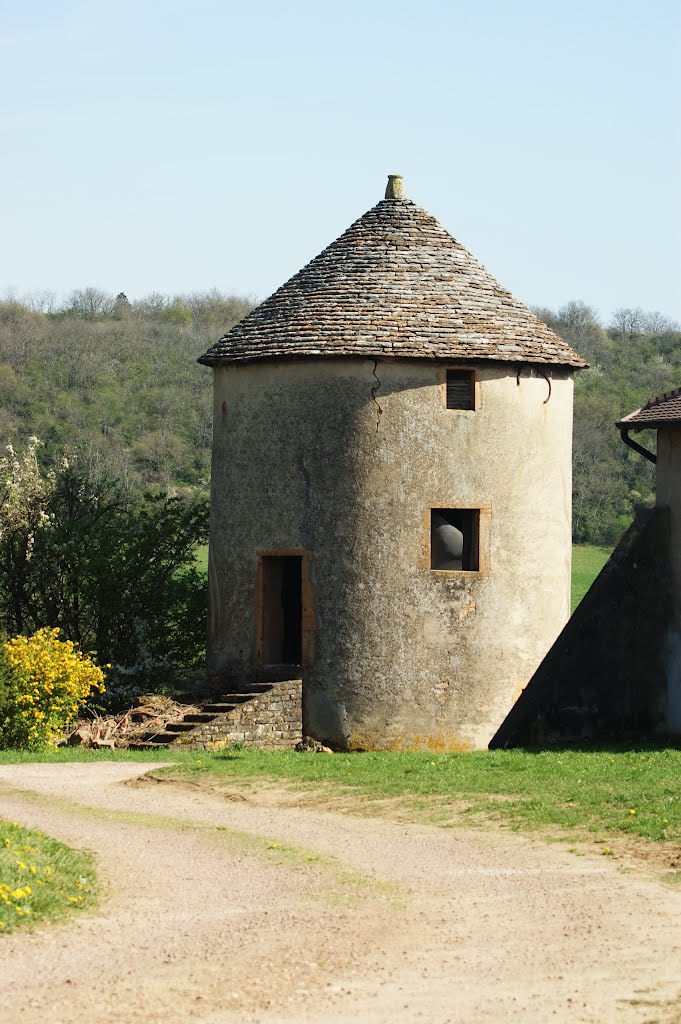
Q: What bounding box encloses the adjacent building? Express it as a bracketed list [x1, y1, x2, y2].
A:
[619, 388, 681, 732]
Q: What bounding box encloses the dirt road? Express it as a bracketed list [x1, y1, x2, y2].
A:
[0, 762, 679, 1023]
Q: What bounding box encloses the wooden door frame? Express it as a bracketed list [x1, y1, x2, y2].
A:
[419, 503, 492, 575]
[255, 549, 315, 670]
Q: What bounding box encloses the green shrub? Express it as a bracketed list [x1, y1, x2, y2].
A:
[0, 449, 208, 701]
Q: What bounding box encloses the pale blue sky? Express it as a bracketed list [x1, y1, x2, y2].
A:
[2, 0, 680, 322]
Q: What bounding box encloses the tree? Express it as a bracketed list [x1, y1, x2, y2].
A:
[536, 302, 666, 546]
[113, 292, 132, 320]
[534, 301, 609, 365]
[0, 289, 254, 495]
[65, 287, 116, 321]
[22, 289, 57, 314]
[557, 300, 600, 331]
[610, 307, 646, 341]
[642, 310, 680, 338]
[0, 445, 208, 705]
[0, 438, 54, 634]
[164, 298, 192, 326]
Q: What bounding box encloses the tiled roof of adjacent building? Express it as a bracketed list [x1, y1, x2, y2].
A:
[199, 178, 588, 369]
[617, 387, 681, 428]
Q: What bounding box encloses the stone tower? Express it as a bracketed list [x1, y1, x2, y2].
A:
[199, 176, 587, 750]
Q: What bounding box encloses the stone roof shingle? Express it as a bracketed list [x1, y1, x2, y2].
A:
[617, 387, 681, 428]
[199, 190, 587, 369]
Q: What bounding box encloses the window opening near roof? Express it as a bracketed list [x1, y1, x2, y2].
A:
[446, 370, 475, 410]
[431, 509, 480, 571]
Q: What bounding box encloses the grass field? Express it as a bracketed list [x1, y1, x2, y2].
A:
[2, 745, 679, 848]
[166, 745, 681, 844]
[0, 818, 97, 932]
[197, 543, 612, 614]
[195, 544, 208, 574]
[571, 544, 613, 612]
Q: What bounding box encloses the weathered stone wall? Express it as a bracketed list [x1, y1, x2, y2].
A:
[177, 680, 302, 751]
[490, 510, 672, 747]
[208, 357, 574, 751]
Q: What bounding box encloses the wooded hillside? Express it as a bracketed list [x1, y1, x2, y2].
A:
[0, 289, 253, 494]
[534, 302, 680, 543]
[0, 290, 678, 545]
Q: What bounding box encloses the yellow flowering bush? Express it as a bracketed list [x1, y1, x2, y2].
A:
[0, 627, 105, 749]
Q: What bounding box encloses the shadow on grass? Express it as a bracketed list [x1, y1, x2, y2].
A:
[503, 739, 681, 754]
[209, 739, 681, 759]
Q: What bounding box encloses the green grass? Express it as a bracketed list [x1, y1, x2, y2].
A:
[195, 544, 208, 574]
[0, 818, 97, 932]
[571, 544, 613, 612]
[4, 745, 677, 846]
[0, 539, 663, 855]
[162, 746, 681, 843]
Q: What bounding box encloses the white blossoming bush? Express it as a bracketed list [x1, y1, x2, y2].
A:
[0, 437, 53, 560]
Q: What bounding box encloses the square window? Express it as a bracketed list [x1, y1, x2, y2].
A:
[431, 508, 480, 571]
[445, 370, 475, 410]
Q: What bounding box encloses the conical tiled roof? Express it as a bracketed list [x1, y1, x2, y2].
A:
[199, 187, 587, 369]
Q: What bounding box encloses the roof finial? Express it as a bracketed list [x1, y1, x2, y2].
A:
[385, 174, 406, 200]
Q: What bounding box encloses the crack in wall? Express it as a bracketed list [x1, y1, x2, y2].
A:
[370, 360, 383, 432]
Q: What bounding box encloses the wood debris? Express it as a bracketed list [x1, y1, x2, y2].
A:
[63, 695, 202, 749]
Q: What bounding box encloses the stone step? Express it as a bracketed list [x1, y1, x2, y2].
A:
[210, 693, 266, 705]
[220, 683, 274, 696]
[131, 735, 176, 747]
[126, 682, 293, 750]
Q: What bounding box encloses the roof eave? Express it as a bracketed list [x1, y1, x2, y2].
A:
[197, 349, 588, 370]
[616, 417, 681, 430]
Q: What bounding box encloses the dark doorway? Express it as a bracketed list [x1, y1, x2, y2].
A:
[261, 555, 303, 666]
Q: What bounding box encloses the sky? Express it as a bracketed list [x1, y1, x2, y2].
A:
[2, 0, 680, 323]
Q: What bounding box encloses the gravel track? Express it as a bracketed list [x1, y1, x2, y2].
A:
[0, 762, 680, 1024]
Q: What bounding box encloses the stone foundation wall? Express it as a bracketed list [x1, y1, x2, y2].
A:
[178, 680, 302, 751]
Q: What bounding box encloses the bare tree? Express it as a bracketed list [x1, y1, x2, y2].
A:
[534, 301, 606, 364]
[132, 292, 169, 317]
[643, 310, 679, 337]
[65, 287, 116, 320]
[610, 307, 646, 341]
[177, 289, 254, 331]
[557, 300, 601, 329]
[22, 289, 58, 314]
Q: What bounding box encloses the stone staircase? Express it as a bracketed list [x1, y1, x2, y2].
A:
[129, 679, 302, 752]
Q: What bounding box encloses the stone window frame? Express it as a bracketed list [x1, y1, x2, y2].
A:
[419, 502, 492, 575]
[254, 548, 316, 670]
[437, 366, 481, 413]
